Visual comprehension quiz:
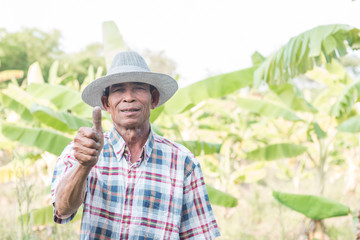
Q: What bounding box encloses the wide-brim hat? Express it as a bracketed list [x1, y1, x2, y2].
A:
[82, 51, 178, 110]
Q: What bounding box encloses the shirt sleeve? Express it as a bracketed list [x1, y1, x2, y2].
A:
[51, 141, 79, 224]
[180, 157, 221, 239]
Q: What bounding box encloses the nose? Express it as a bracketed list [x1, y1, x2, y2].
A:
[122, 89, 135, 103]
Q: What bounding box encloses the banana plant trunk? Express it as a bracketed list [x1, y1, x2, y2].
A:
[307, 220, 330, 240]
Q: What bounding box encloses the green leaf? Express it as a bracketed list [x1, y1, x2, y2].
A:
[1, 124, 72, 155]
[95, 66, 104, 79]
[81, 65, 96, 92]
[336, 115, 360, 133]
[254, 24, 360, 87]
[0, 92, 34, 122]
[305, 67, 335, 87]
[164, 67, 255, 115]
[323, 35, 337, 55]
[312, 121, 327, 139]
[102, 21, 127, 70]
[22, 205, 53, 226]
[27, 83, 92, 117]
[306, 59, 351, 88]
[325, 59, 350, 83]
[329, 80, 360, 118]
[27, 62, 44, 84]
[3, 84, 35, 108]
[273, 191, 350, 220]
[206, 185, 238, 208]
[232, 162, 266, 184]
[237, 98, 302, 121]
[150, 105, 164, 123]
[269, 83, 318, 113]
[177, 141, 221, 156]
[48, 61, 60, 85]
[247, 143, 307, 161]
[30, 103, 92, 132]
[251, 51, 266, 66]
[312, 122, 327, 139]
[20, 205, 82, 226]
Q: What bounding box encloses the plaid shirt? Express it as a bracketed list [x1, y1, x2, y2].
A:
[51, 127, 220, 239]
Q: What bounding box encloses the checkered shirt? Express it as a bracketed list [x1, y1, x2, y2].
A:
[51, 126, 221, 239]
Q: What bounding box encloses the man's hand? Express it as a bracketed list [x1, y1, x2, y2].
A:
[74, 106, 104, 167]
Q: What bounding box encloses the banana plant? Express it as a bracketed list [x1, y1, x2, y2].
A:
[250, 24, 360, 238]
[273, 191, 351, 239]
[254, 24, 360, 88]
[273, 191, 351, 220]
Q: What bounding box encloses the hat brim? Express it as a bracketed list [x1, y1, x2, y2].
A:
[81, 71, 178, 110]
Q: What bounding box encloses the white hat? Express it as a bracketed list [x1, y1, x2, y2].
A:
[81, 51, 178, 109]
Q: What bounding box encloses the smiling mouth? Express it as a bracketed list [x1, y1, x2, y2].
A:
[121, 108, 140, 112]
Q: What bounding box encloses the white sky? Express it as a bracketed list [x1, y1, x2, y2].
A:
[2, 0, 360, 86]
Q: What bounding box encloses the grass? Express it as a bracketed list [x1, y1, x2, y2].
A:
[209, 164, 357, 240]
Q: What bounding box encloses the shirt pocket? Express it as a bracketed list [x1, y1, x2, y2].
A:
[136, 179, 174, 217]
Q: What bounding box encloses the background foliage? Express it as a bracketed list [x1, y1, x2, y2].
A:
[1, 21, 360, 240]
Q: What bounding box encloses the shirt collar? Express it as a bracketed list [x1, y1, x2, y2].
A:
[108, 126, 154, 163]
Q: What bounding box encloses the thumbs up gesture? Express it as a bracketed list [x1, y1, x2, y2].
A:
[74, 106, 104, 168]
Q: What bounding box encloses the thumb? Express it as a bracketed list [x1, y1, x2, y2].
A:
[92, 106, 103, 134]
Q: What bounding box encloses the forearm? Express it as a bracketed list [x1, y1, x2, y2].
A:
[55, 164, 92, 217]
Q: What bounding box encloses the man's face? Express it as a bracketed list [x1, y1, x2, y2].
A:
[101, 82, 159, 130]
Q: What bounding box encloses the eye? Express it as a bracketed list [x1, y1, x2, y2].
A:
[135, 86, 146, 90]
[114, 88, 125, 92]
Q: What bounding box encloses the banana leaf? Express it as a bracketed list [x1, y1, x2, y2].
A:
[102, 21, 127, 70]
[269, 84, 317, 113]
[206, 185, 238, 208]
[311, 121, 327, 139]
[251, 51, 266, 66]
[273, 191, 350, 220]
[247, 143, 307, 161]
[330, 80, 360, 118]
[48, 61, 62, 85]
[150, 105, 164, 123]
[254, 24, 360, 88]
[1, 124, 72, 155]
[237, 98, 302, 121]
[0, 92, 34, 122]
[164, 67, 255, 115]
[27, 62, 44, 84]
[177, 140, 221, 156]
[232, 162, 266, 184]
[3, 84, 36, 107]
[30, 103, 92, 133]
[80, 65, 95, 92]
[336, 115, 360, 133]
[20, 205, 83, 226]
[27, 83, 92, 117]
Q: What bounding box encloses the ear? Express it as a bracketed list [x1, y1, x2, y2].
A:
[101, 95, 111, 113]
[151, 88, 160, 109]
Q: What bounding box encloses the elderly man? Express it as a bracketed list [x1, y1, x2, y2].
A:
[51, 51, 220, 239]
